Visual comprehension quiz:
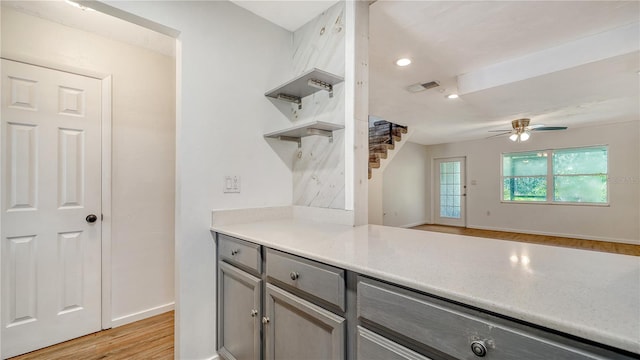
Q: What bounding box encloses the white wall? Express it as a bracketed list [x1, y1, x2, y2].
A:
[99, 2, 295, 359]
[425, 121, 640, 243]
[0, 7, 176, 325]
[382, 142, 429, 227]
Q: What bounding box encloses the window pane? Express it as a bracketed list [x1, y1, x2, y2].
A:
[554, 175, 607, 203]
[503, 152, 547, 176]
[553, 147, 607, 175]
[503, 177, 547, 201]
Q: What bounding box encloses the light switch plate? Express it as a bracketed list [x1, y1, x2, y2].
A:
[223, 176, 241, 193]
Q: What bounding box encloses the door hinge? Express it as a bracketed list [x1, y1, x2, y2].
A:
[101, 214, 104, 221]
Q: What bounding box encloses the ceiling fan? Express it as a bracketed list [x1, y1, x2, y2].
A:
[488, 118, 568, 142]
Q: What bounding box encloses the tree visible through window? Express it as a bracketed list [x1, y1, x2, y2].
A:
[502, 146, 608, 204]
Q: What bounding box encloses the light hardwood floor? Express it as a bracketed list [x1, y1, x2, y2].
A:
[9, 311, 174, 360]
[411, 224, 640, 256]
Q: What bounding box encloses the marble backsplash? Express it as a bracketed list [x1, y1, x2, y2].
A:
[290, 2, 346, 209]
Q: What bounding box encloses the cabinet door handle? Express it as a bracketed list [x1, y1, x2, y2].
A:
[470, 340, 488, 357]
[289, 271, 300, 280]
[231, 249, 240, 256]
[250, 309, 258, 317]
[261, 316, 270, 324]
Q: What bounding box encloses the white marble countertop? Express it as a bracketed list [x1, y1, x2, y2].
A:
[211, 219, 640, 354]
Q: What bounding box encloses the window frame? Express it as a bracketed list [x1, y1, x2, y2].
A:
[500, 145, 609, 206]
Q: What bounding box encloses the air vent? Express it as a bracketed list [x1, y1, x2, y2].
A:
[406, 80, 440, 93]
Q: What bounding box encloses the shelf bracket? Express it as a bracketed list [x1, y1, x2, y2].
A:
[276, 93, 302, 109]
[308, 78, 334, 98]
[276, 129, 334, 148]
[279, 136, 302, 148]
[306, 128, 334, 143]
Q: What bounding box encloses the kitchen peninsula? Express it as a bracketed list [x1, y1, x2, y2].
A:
[211, 208, 639, 360]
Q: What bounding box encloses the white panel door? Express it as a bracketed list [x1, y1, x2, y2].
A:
[434, 157, 466, 227]
[1, 59, 102, 358]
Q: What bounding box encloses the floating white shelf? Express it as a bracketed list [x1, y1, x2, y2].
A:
[265, 68, 344, 109]
[264, 121, 344, 148]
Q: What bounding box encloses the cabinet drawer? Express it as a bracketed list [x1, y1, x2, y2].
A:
[358, 277, 619, 360]
[358, 327, 432, 360]
[218, 234, 261, 274]
[266, 248, 345, 311]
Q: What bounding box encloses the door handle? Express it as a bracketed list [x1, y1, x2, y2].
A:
[86, 214, 98, 223]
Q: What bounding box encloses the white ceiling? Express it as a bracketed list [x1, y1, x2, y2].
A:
[6, 1, 637, 146]
[1, 0, 175, 57]
[230, 0, 339, 31]
[369, 1, 640, 145]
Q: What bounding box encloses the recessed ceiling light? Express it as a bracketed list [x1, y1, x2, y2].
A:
[395, 58, 411, 67]
[446, 94, 459, 99]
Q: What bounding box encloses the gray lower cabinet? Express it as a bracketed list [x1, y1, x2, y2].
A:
[263, 283, 345, 360]
[218, 261, 262, 360]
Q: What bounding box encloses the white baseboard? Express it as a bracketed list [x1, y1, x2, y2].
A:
[400, 221, 429, 229]
[111, 302, 175, 328]
[468, 225, 640, 245]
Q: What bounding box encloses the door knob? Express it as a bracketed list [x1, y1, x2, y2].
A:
[86, 214, 98, 223]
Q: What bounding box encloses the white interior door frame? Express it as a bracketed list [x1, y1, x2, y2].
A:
[0, 57, 113, 341]
[100, 75, 113, 330]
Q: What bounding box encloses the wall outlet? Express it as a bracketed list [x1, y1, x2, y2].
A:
[223, 176, 241, 193]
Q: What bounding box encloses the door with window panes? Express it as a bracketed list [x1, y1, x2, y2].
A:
[435, 157, 466, 227]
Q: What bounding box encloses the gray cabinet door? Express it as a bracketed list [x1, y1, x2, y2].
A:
[264, 284, 345, 360]
[218, 262, 261, 360]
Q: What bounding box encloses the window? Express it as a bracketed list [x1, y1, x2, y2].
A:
[502, 146, 607, 204]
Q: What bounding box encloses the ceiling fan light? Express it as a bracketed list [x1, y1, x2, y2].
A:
[520, 132, 530, 141]
[509, 133, 519, 142]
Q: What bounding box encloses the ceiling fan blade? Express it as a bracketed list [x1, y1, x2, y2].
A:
[488, 129, 511, 132]
[531, 126, 568, 131]
[486, 131, 511, 139]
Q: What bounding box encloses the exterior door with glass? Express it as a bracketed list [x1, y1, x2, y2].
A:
[434, 157, 466, 227]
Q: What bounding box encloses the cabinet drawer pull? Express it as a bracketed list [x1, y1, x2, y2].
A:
[250, 309, 258, 317]
[470, 340, 488, 357]
[231, 249, 240, 256]
[289, 271, 300, 280]
[262, 316, 270, 324]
